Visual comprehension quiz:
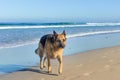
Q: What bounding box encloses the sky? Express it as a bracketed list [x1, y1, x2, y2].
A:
[0, 0, 120, 22]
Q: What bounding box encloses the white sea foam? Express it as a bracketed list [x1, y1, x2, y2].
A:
[86, 22, 120, 26]
[67, 30, 120, 38]
[0, 23, 120, 29]
[0, 39, 39, 50]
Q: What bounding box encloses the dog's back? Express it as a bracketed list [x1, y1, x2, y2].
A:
[40, 34, 56, 48]
[35, 34, 53, 54]
[40, 34, 49, 48]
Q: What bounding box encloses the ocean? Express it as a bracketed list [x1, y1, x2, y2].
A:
[1, 22, 120, 75]
[1, 22, 120, 49]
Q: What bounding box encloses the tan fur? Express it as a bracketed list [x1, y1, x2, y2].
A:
[35, 31, 66, 74]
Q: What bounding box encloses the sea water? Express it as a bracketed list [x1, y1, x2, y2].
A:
[0, 22, 120, 75]
[1, 23, 120, 49]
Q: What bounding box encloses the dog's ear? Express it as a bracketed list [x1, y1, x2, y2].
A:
[53, 31, 58, 37]
[62, 30, 66, 36]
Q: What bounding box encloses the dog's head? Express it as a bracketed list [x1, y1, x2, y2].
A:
[51, 30, 66, 49]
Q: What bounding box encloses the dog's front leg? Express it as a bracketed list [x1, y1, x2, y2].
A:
[43, 56, 47, 68]
[47, 58, 52, 73]
[58, 55, 62, 74]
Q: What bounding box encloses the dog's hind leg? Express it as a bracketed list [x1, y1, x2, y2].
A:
[47, 57, 52, 73]
[39, 48, 44, 69]
[43, 56, 47, 68]
[39, 54, 43, 69]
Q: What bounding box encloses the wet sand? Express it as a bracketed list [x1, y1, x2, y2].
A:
[0, 46, 120, 80]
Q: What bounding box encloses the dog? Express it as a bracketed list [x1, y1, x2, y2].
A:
[35, 30, 66, 74]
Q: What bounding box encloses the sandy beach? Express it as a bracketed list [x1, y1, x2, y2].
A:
[0, 46, 120, 80]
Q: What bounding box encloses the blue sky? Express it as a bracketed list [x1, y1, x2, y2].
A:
[0, 0, 120, 22]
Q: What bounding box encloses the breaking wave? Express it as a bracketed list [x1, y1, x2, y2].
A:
[0, 22, 120, 30]
[67, 30, 120, 38]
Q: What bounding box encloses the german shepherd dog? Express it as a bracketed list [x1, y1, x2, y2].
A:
[35, 30, 66, 74]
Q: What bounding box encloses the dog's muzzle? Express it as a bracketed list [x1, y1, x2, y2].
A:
[59, 43, 65, 48]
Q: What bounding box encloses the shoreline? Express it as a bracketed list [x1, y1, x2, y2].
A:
[0, 46, 120, 80]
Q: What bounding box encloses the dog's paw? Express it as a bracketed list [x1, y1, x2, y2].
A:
[43, 65, 46, 68]
[58, 71, 62, 75]
[40, 66, 43, 70]
[43, 63, 47, 68]
[48, 71, 52, 74]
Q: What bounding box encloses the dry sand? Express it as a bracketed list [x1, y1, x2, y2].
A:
[0, 46, 120, 80]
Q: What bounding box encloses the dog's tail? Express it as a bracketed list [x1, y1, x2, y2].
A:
[35, 48, 39, 55]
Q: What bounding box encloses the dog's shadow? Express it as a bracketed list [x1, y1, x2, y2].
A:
[20, 67, 58, 76]
[0, 64, 58, 76]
